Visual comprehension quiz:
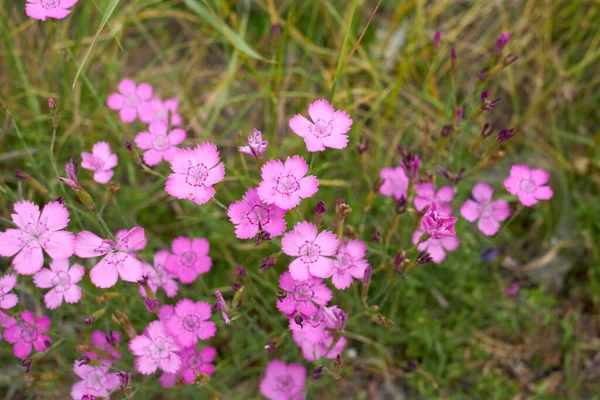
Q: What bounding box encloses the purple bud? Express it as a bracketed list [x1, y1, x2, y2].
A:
[259, 257, 276, 272]
[371, 232, 381, 243]
[480, 89, 489, 104]
[81, 395, 96, 400]
[315, 201, 326, 214]
[480, 247, 499, 262]
[236, 265, 247, 278]
[416, 251, 433, 265]
[105, 331, 118, 346]
[214, 290, 230, 324]
[59, 158, 81, 190]
[395, 196, 407, 214]
[76, 356, 91, 367]
[20, 358, 33, 372]
[504, 282, 519, 296]
[395, 252, 407, 270]
[83, 316, 95, 325]
[450, 46, 457, 60]
[407, 360, 418, 371]
[334, 309, 348, 331]
[239, 129, 268, 159]
[477, 69, 487, 81]
[255, 228, 272, 247]
[15, 170, 28, 180]
[494, 32, 511, 54]
[503, 53, 519, 66]
[293, 312, 303, 328]
[398, 145, 421, 181]
[441, 125, 453, 138]
[455, 108, 463, 123]
[232, 282, 243, 292]
[362, 266, 372, 286]
[433, 31, 441, 48]
[117, 371, 132, 388]
[356, 136, 370, 155]
[54, 196, 64, 204]
[143, 297, 159, 312]
[312, 366, 324, 380]
[481, 123, 494, 138]
[272, 24, 281, 37]
[48, 98, 56, 110]
[497, 128, 515, 144]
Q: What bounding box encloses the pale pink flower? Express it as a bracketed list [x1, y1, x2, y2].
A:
[277, 271, 332, 317]
[413, 182, 455, 215]
[239, 129, 268, 159]
[165, 299, 216, 347]
[164, 143, 225, 205]
[26, 0, 78, 21]
[412, 221, 460, 263]
[3, 310, 51, 357]
[138, 97, 182, 126]
[0, 200, 75, 275]
[129, 320, 181, 375]
[461, 182, 510, 236]
[422, 202, 457, 239]
[257, 156, 319, 210]
[74, 227, 146, 288]
[84, 331, 122, 365]
[106, 79, 153, 123]
[70, 361, 120, 400]
[0, 274, 19, 310]
[165, 237, 212, 284]
[380, 165, 409, 200]
[293, 330, 346, 362]
[503, 164, 553, 207]
[33, 259, 84, 309]
[81, 142, 118, 184]
[260, 359, 306, 400]
[288, 305, 339, 344]
[289, 99, 352, 152]
[331, 240, 369, 290]
[115, 229, 147, 255]
[134, 122, 186, 166]
[281, 221, 338, 281]
[227, 188, 287, 239]
[159, 346, 217, 387]
[139, 251, 179, 298]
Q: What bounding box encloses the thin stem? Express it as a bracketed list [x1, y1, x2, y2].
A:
[95, 212, 115, 240]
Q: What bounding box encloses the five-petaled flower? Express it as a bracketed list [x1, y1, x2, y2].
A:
[331, 239, 369, 290]
[413, 182, 455, 215]
[165, 237, 212, 284]
[3, 310, 51, 357]
[26, 0, 79, 21]
[106, 79, 153, 123]
[379, 165, 409, 200]
[461, 182, 510, 236]
[139, 250, 179, 298]
[165, 299, 217, 347]
[33, 259, 84, 309]
[128, 320, 181, 375]
[159, 346, 217, 387]
[134, 122, 186, 166]
[70, 360, 120, 400]
[276, 271, 332, 317]
[81, 142, 118, 184]
[227, 187, 287, 240]
[259, 359, 306, 400]
[503, 164, 553, 207]
[138, 97, 182, 127]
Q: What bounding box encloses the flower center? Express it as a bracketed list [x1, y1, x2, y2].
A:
[246, 205, 270, 227]
[519, 179, 536, 193]
[299, 241, 321, 263]
[153, 135, 168, 150]
[181, 251, 197, 267]
[51, 270, 71, 291]
[86, 371, 107, 391]
[310, 119, 333, 138]
[20, 327, 39, 343]
[182, 315, 199, 332]
[95, 240, 115, 254]
[92, 157, 105, 171]
[293, 283, 315, 302]
[334, 252, 353, 271]
[149, 339, 170, 360]
[185, 163, 208, 187]
[275, 174, 300, 195]
[125, 95, 138, 107]
[481, 204, 494, 219]
[41, 0, 60, 8]
[277, 376, 293, 393]
[187, 355, 203, 369]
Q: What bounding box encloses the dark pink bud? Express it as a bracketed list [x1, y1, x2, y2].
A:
[48, 98, 56, 110]
[214, 290, 230, 324]
[117, 371, 132, 387]
[315, 201, 326, 214]
[83, 316, 95, 325]
[481, 123, 494, 138]
[144, 297, 159, 312]
[20, 358, 33, 372]
[105, 331, 118, 346]
[259, 257, 276, 272]
[497, 128, 515, 144]
[395, 196, 407, 214]
[272, 24, 281, 37]
[232, 281, 243, 292]
[334, 309, 348, 331]
[311, 366, 324, 380]
[15, 170, 29, 180]
[455, 108, 464, 123]
[356, 136, 370, 155]
[125, 140, 133, 152]
[59, 158, 81, 190]
[371, 232, 381, 243]
[362, 266, 372, 286]
[239, 129, 268, 159]
[480, 89, 489, 104]
[450, 46, 457, 59]
[441, 125, 453, 138]
[503, 53, 519, 66]
[433, 31, 441, 48]
[293, 312, 303, 328]
[494, 32, 511, 54]
[81, 395, 96, 400]
[477, 69, 487, 81]
[504, 282, 519, 296]
[236, 265, 247, 278]
[255, 228, 272, 247]
[416, 251, 433, 265]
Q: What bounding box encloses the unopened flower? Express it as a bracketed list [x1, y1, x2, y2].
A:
[227, 188, 287, 240]
[481, 123, 494, 138]
[494, 32, 511, 54]
[236, 265, 247, 278]
[259, 257, 276, 272]
[159, 346, 216, 387]
[455, 108, 464, 122]
[48, 98, 56, 110]
[106, 79, 153, 123]
[70, 361, 120, 400]
[379, 165, 409, 200]
[331, 240, 369, 290]
[422, 202, 457, 239]
[165, 237, 212, 284]
[398, 145, 421, 181]
[138, 97, 182, 126]
[276, 271, 332, 317]
[504, 282, 519, 296]
[165, 299, 217, 347]
[416, 251, 433, 265]
[128, 321, 181, 375]
[3, 310, 51, 357]
[26, 0, 79, 21]
[213, 290, 230, 324]
[260, 359, 306, 400]
[144, 297, 159, 312]
[460, 182, 510, 236]
[116, 371, 132, 390]
[433, 31, 441, 48]
[441, 125, 453, 138]
[239, 129, 268, 159]
[503, 164, 553, 206]
[497, 129, 515, 144]
[33, 259, 84, 309]
[356, 136, 370, 154]
[134, 122, 186, 166]
[503, 53, 519, 66]
[311, 366, 324, 380]
[480, 90, 501, 111]
[81, 142, 118, 184]
[58, 158, 81, 190]
[413, 183, 454, 215]
[315, 201, 326, 214]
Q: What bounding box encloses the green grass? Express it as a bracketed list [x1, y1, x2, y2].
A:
[1, 0, 600, 398]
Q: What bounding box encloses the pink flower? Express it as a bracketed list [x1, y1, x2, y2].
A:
[128, 320, 181, 375]
[164, 143, 225, 205]
[276, 272, 332, 317]
[165, 237, 212, 284]
[26, 0, 78, 21]
[3, 310, 51, 357]
[413, 182, 455, 215]
[139, 251, 179, 298]
[331, 240, 369, 290]
[293, 330, 346, 362]
[281, 221, 338, 281]
[158, 304, 175, 322]
[0, 200, 75, 275]
[260, 359, 306, 400]
[288, 99, 352, 152]
[257, 156, 319, 210]
[115, 229, 147, 254]
[33, 259, 84, 309]
[81, 142, 118, 184]
[134, 122, 186, 166]
[288, 306, 339, 344]
[412, 221, 460, 263]
[0, 274, 19, 310]
[460, 182, 510, 236]
[227, 188, 287, 239]
[84, 331, 122, 365]
[503, 164, 553, 207]
[422, 202, 457, 239]
[504, 282, 519, 296]
[75, 227, 146, 288]
[138, 97, 182, 126]
[159, 346, 217, 387]
[165, 299, 216, 347]
[239, 129, 268, 159]
[380, 165, 409, 200]
[106, 79, 153, 123]
[70, 361, 120, 400]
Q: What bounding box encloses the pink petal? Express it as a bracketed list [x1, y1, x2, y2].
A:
[40, 231, 75, 260]
[534, 186, 553, 200]
[0, 293, 18, 309]
[116, 255, 143, 283]
[289, 114, 312, 137]
[63, 285, 82, 304]
[118, 79, 137, 95]
[25, 4, 49, 20]
[260, 159, 285, 181]
[171, 236, 192, 255]
[478, 216, 500, 236]
[46, 7, 70, 19]
[92, 141, 112, 159]
[191, 238, 210, 256]
[44, 288, 64, 309]
[510, 164, 532, 180]
[0, 274, 17, 292]
[0, 229, 28, 257]
[33, 268, 55, 289]
[314, 230, 339, 256]
[517, 191, 538, 206]
[68, 264, 85, 283]
[436, 186, 455, 203]
[134, 131, 154, 149]
[90, 258, 119, 288]
[189, 185, 216, 205]
[160, 373, 177, 388]
[142, 149, 164, 166]
[39, 201, 70, 232]
[308, 257, 334, 278]
[284, 155, 309, 177]
[75, 231, 112, 258]
[200, 346, 217, 362]
[303, 135, 326, 152]
[531, 169, 549, 185]
[13, 242, 44, 275]
[332, 270, 353, 290]
[106, 93, 124, 110]
[289, 258, 310, 281]
[331, 110, 353, 135]
[128, 335, 152, 356]
[426, 242, 446, 263]
[164, 174, 191, 199]
[204, 163, 225, 186]
[460, 199, 482, 222]
[441, 236, 460, 251]
[136, 83, 154, 100]
[13, 341, 32, 357]
[503, 175, 520, 195]
[472, 182, 494, 204]
[414, 182, 435, 199]
[413, 196, 431, 212]
[491, 200, 511, 221]
[322, 133, 348, 150]
[159, 353, 181, 374]
[136, 356, 158, 375]
[12, 200, 40, 231]
[196, 321, 217, 340]
[298, 176, 319, 198]
[168, 129, 186, 145]
[119, 107, 137, 123]
[308, 99, 335, 122]
[94, 170, 114, 184]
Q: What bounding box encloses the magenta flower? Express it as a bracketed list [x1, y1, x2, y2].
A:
[380, 165, 409, 200]
[288, 305, 339, 344]
[227, 188, 287, 239]
[134, 122, 186, 166]
[129, 320, 181, 375]
[70, 361, 120, 400]
[331, 240, 369, 290]
[33, 259, 84, 309]
[106, 79, 153, 123]
[504, 282, 520, 296]
[165, 237, 212, 284]
[159, 346, 217, 387]
[422, 202, 457, 240]
[81, 142, 118, 184]
[239, 129, 268, 159]
[281, 221, 338, 281]
[164, 143, 225, 205]
[4, 310, 51, 357]
[293, 330, 346, 362]
[276, 271, 332, 317]
[503, 164, 553, 207]
[138, 97, 182, 127]
[288, 99, 352, 152]
[74, 227, 146, 288]
[495, 32, 511, 53]
[0, 275, 18, 311]
[460, 182, 510, 236]
[413, 182, 455, 215]
[0, 200, 75, 275]
[26, 0, 78, 21]
[165, 299, 216, 347]
[257, 156, 319, 210]
[260, 359, 306, 400]
[412, 221, 460, 263]
[158, 304, 175, 322]
[139, 251, 179, 298]
[84, 331, 122, 365]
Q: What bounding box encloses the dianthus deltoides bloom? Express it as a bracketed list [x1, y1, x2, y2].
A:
[0, 274, 19, 311]
[257, 156, 319, 210]
[0, 200, 75, 275]
[288, 305, 341, 344]
[84, 330, 122, 365]
[129, 320, 181, 375]
[165, 299, 216, 347]
[282, 221, 338, 281]
[227, 187, 287, 239]
[75, 227, 146, 288]
[288, 99, 352, 152]
[159, 346, 217, 387]
[134, 121, 186, 166]
[165, 143, 225, 205]
[81, 142, 118, 184]
[138, 97, 182, 126]
[461, 182, 510, 236]
[106, 79, 153, 123]
[379, 165, 409, 200]
[277, 271, 332, 317]
[503, 164, 553, 207]
[412, 221, 460, 263]
[293, 330, 346, 362]
[165, 237, 212, 284]
[33, 259, 84, 309]
[70, 360, 120, 400]
[26, 0, 79, 21]
[139, 251, 179, 298]
[331, 239, 369, 290]
[260, 359, 306, 400]
[3, 310, 51, 357]
[413, 182, 455, 215]
[421, 202, 457, 240]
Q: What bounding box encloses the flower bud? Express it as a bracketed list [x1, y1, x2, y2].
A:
[333, 354, 343, 379]
[433, 31, 441, 48]
[214, 290, 230, 324]
[144, 297, 159, 313]
[441, 125, 453, 138]
[356, 136, 370, 155]
[84, 309, 106, 325]
[494, 32, 510, 54]
[239, 129, 268, 159]
[416, 251, 433, 265]
[259, 257, 276, 272]
[371, 232, 381, 243]
[112, 310, 137, 338]
[236, 265, 247, 278]
[232, 285, 244, 312]
[497, 128, 515, 144]
[361, 266, 372, 303]
[311, 366, 324, 380]
[48, 98, 56, 110]
[394, 196, 407, 214]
